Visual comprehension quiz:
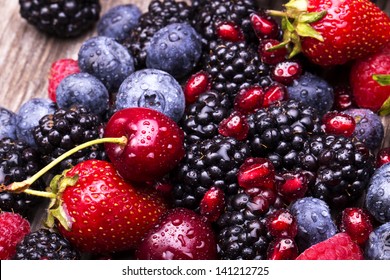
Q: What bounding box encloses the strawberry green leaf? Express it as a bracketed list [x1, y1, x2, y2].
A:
[284, 0, 308, 13]
[379, 95, 390, 116]
[296, 22, 324, 41]
[373, 74, 390, 86]
[299, 11, 327, 23]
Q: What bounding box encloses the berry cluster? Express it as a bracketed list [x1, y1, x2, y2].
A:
[1, 0, 390, 260]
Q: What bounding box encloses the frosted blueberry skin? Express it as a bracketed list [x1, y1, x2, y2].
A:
[0, 107, 17, 140]
[290, 197, 337, 252]
[146, 23, 202, 80]
[365, 222, 390, 260]
[56, 72, 109, 117]
[16, 98, 57, 147]
[344, 108, 384, 151]
[115, 69, 185, 122]
[365, 162, 390, 223]
[78, 36, 135, 91]
[287, 72, 334, 116]
[97, 4, 142, 43]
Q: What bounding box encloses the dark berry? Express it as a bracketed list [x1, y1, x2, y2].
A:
[365, 222, 390, 260]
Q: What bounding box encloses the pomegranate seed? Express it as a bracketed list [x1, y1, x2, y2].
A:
[276, 171, 309, 203]
[332, 85, 356, 111]
[233, 85, 264, 114]
[200, 186, 225, 222]
[263, 83, 287, 107]
[376, 147, 390, 167]
[218, 111, 249, 140]
[245, 188, 277, 206]
[271, 60, 303, 85]
[216, 21, 245, 42]
[258, 39, 288, 65]
[250, 12, 279, 40]
[267, 238, 299, 260]
[237, 157, 275, 190]
[266, 209, 298, 238]
[183, 71, 211, 104]
[340, 208, 373, 246]
[247, 194, 270, 215]
[322, 111, 356, 137]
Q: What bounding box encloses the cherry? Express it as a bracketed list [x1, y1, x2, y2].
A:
[267, 238, 299, 260]
[339, 207, 373, 246]
[200, 186, 225, 222]
[216, 21, 245, 42]
[376, 147, 390, 168]
[104, 107, 185, 182]
[250, 12, 279, 40]
[322, 111, 356, 137]
[258, 39, 288, 65]
[237, 157, 275, 191]
[263, 83, 287, 107]
[218, 111, 249, 140]
[135, 208, 217, 260]
[275, 170, 309, 203]
[233, 85, 264, 114]
[183, 71, 211, 104]
[266, 209, 298, 238]
[271, 60, 303, 85]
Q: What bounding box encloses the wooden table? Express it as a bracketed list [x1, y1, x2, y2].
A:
[1, 0, 389, 148]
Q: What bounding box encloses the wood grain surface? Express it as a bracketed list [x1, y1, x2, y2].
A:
[1, 0, 389, 148]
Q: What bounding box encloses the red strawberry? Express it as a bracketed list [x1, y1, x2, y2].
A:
[268, 0, 390, 66]
[46, 159, 167, 254]
[296, 233, 364, 260]
[350, 43, 390, 113]
[48, 58, 80, 102]
[135, 208, 217, 260]
[0, 212, 30, 259]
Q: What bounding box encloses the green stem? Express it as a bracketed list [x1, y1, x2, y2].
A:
[24, 188, 57, 199]
[266, 10, 288, 18]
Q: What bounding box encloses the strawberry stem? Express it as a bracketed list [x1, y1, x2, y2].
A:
[0, 136, 127, 194]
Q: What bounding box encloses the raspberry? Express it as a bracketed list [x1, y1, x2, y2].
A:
[48, 59, 80, 102]
[296, 233, 364, 260]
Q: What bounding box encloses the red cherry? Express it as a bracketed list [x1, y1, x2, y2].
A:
[322, 111, 356, 137]
[104, 107, 185, 182]
[266, 209, 298, 238]
[237, 157, 275, 190]
[276, 170, 309, 203]
[216, 21, 245, 42]
[376, 147, 390, 168]
[263, 83, 287, 107]
[200, 186, 225, 222]
[250, 12, 279, 40]
[271, 60, 303, 85]
[258, 39, 288, 65]
[267, 238, 299, 260]
[218, 111, 249, 140]
[233, 85, 264, 115]
[340, 207, 373, 246]
[135, 208, 217, 260]
[183, 71, 211, 104]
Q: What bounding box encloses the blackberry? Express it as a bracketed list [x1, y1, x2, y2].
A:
[205, 40, 272, 101]
[172, 135, 251, 210]
[180, 91, 231, 144]
[0, 138, 44, 219]
[216, 192, 271, 260]
[13, 228, 80, 260]
[32, 106, 106, 174]
[298, 135, 376, 208]
[246, 100, 323, 170]
[19, 0, 101, 38]
[123, 0, 192, 69]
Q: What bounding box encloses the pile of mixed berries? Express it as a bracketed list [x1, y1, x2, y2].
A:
[1, 0, 390, 260]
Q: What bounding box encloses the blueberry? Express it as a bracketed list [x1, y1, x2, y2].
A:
[0, 107, 17, 140]
[78, 36, 135, 91]
[115, 69, 185, 122]
[365, 222, 390, 260]
[290, 197, 337, 252]
[97, 4, 142, 43]
[287, 72, 334, 116]
[56, 72, 109, 117]
[344, 108, 384, 151]
[365, 162, 390, 223]
[16, 98, 57, 147]
[146, 23, 202, 80]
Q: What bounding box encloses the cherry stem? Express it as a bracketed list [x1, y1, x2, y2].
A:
[1, 136, 127, 195]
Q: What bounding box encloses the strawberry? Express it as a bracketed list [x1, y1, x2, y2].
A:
[48, 58, 80, 102]
[350, 43, 390, 114]
[45, 159, 167, 254]
[268, 0, 390, 66]
[296, 233, 364, 260]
